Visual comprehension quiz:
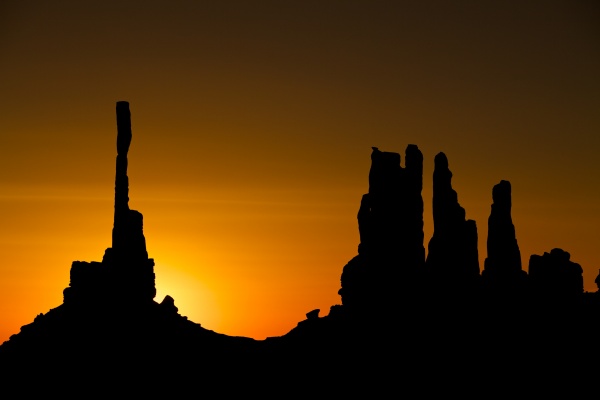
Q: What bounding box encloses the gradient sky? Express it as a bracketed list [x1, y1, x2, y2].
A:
[1, 1, 599, 342]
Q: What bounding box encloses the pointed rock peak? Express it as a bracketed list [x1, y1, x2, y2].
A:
[159, 294, 179, 314]
[434, 152, 448, 169]
[426, 150, 480, 291]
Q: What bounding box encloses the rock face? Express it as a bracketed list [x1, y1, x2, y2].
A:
[63, 101, 156, 306]
[425, 152, 479, 295]
[482, 180, 527, 297]
[339, 145, 425, 312]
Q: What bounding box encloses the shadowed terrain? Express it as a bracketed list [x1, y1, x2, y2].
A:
[1, 102, 600, 393]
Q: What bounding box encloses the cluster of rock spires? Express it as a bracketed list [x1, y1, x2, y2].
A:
[338, 145, 591, 314]
[1, 102, 600, 391]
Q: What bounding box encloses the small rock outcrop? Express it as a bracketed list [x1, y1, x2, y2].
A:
[528, 248, 583, 303]
[159, 295, 179, 314]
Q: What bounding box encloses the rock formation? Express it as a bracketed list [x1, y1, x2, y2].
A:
[63, 101, 156, 306]
[366, 145, 425, 270]
[481, 180, 528, 298]
[0, 102, 259, 388]
[3, 107, 600, 392]
[339, 145, 425, 313]
[425, 152, 479, 296]
[109, 102, 151, 261]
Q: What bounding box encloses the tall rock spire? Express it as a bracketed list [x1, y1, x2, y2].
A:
[106, 101, 149, 261]
[65, 102, 156, 306]
[485, 180, 521, 272]
[112, 101, 133, 251]
[425, 152, 479, 296]
[103, 101, 155, 301]
[482, 180, 527, 298]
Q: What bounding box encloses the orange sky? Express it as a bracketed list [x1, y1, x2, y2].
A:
[1, 1, 599, 342]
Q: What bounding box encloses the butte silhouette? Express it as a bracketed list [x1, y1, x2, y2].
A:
[1, 102, 599, 392]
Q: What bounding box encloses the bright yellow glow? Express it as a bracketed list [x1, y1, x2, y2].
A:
[154, 260, 220, 330]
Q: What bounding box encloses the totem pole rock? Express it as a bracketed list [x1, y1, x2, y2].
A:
[110, 101, 149, 261]
[63, 101, 156, 306]
[104, 101, 156, 301]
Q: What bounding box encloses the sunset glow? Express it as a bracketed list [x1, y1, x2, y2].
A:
[1, 1, 598, 343]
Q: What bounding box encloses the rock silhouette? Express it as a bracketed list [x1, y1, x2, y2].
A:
[63, 102, 156, 308]
[1, 102, 600, 392]
[0, 102, 260, 390]
[481, 180, 528, 301]
[425, 152, 479, 297]
[529, 248, 583, 303]
[339, 145, 425, 314]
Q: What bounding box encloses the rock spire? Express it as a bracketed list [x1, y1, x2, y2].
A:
[64, 101, 156, 305]
[425, 152, 479, 295]
[481, 180, 527, 297]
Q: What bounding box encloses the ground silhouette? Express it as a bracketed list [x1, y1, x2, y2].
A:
[1, 102, 600, 393]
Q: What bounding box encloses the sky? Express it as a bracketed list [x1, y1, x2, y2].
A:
[0, 1, 598, 342]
